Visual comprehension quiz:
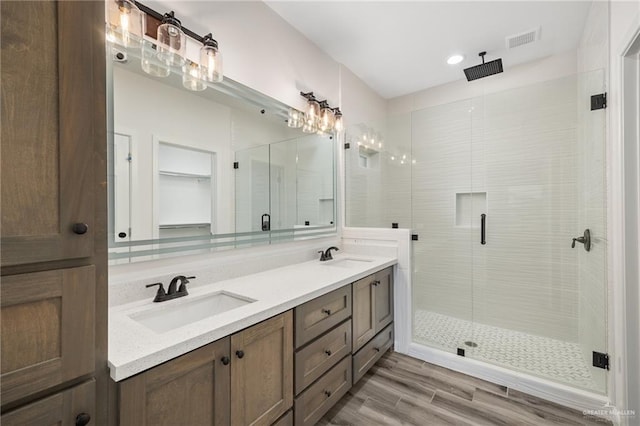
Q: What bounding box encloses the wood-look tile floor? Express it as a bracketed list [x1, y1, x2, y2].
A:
[319, 352, 611, 426]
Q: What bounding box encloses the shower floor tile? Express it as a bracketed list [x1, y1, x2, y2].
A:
[413, 310, 597, 391]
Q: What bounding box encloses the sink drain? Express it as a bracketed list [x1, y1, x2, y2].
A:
[464, 341, 478, 348]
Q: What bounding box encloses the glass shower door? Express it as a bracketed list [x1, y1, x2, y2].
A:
[469, 71, 607, 393]
[411, 99, 476, 356]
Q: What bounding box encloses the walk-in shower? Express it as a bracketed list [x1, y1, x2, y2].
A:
[345, 69, 608, 395]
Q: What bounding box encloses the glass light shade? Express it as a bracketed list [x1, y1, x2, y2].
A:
[141, 40, 170, 77]
[182, 62, 206, 91]
[305, 99, 320, 121]
[156, 12, 186, 67]
[334, 112, 344, 132]
[106, 0, 144, 49]
[319, 106, 335, 133]
[200, 34, 223, 83]
[287, 108, 304, 128]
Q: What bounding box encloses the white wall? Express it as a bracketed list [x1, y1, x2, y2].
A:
[606, 0, 640, 418]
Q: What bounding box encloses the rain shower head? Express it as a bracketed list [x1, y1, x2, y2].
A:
[464, 51, 503, 81]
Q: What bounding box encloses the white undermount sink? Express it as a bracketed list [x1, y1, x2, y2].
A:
[322, 258, 374, 268]
[129, 291, 256, 333]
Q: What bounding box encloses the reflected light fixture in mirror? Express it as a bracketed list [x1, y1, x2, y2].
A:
[183, 61, 207, 91]
[141, 40, 170, 77]
[157, 11, 186, 67]
[106, 0, 144, 49]
[201, 33, 223, 83]
[288, 108, 304, 128]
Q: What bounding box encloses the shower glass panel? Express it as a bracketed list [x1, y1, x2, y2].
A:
[411, 99, 475, 356]
[408, 71, 607, 394]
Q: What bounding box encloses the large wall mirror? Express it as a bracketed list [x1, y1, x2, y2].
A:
[107, 44, 336, 264]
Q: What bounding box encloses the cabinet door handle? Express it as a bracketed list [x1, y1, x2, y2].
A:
[374, 347, 380, 352]
[221, 356, 230, 365]
[75, 413, 91, 426]
[72, 223, 89, 235]
[236, 350, 244, 359]
[481, 214, 486, 245]
[324, 349, 332, 356]
[372, 280, 380, 286]
[321, 308, 331, 315]
[324, 390, 332, 397]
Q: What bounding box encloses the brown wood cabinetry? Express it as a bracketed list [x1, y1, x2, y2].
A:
[231, 311, 293, 426]
[119, 339, 231, 426]
[352, 267, 394, 352]
[1, 1, 106, 424]
[117, 311, 293, 426]
[294, 286, 351, 348]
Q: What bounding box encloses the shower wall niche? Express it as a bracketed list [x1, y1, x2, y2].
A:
[345, 70, 607, 394]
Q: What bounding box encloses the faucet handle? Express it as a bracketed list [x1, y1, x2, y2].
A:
[146, 283, 166, 302]
[178, 276, 196, 294]
[318, 250, 327, 261]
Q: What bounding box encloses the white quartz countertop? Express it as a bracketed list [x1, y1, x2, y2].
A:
[108, 254, 397, 381]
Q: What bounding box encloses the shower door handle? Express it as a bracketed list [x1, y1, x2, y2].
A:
[480, 214, 486, 245]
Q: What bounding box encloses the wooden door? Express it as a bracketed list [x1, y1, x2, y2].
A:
[231, 311, 293, 426]
[1, 1, 98, 267]
[119, 338, 231, 426]
[374, 267, 394, 333]
[1, 380, 95, 426]
[1, 267, 96, 405]
[352, 275, 376, 352]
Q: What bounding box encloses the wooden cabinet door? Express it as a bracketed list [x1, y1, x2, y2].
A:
[1, 1, 98, 267]
[1, 379, 95, 426]
[119, 338, 231, 426]
[231, 311, 293, 426]
[352, 275, 376, 352]
[1, 267, 95, 406]
[374, 267, 394, 333]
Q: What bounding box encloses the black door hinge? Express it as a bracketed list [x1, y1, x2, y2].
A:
[592, 351, 609, 370]
[392, 223, 399, 229]
[233, 162, 239, 169]
[411, 234, 419, 241]
[344, 143, 350, 150]
[457, 348, 465, 357]
[591, 93, 607, 110]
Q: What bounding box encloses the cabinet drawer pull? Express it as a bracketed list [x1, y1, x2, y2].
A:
[75, 412, 91, 426]
[236, 350, 244, 359]
[374, 347, 380, 352]
[324, 390, 332, 397]
[321, 308, 332, 315]
[72, 223, 89, 235]
[324, 349, 332, 356]
[372, 280, 380, 286]
[221, 356, 230, 365]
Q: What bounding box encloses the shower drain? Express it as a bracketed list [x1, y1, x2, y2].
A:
[464, 341, 478, 347]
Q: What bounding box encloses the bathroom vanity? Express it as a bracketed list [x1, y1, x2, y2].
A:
[109, 257, 396, 425]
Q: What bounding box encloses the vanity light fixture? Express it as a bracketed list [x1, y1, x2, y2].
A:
[333, 108, 344, 132]
[318, 101, 335, 133]
[141, 39, 170, 77]
[156, 11, 186, 67]
[299, 92, 343, 134]
[200, 33, 223, 83]
[447, 54, 464, 65]
[106, 0, 144, 49]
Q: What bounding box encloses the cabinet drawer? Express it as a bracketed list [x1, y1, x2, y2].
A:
[1, 266, 95, 405]
[353, 323, 394, 384]
[294, 356, 352, 426]
[295, 320, 352, 395]
[295, 286, 351, 348]
[1, 379, 95, 426]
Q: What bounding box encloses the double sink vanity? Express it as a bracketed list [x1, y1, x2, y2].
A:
[109, 252, 397, 425]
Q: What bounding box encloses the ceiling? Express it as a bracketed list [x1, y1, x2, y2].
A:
[265, 1, 593, 99]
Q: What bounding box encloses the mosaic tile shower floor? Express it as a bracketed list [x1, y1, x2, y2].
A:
[413, 310, 597, 390]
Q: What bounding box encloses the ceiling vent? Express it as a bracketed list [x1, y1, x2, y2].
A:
[506, 27, 540, 49]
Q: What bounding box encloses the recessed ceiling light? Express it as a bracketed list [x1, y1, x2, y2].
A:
[447, 54, 464, 65]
